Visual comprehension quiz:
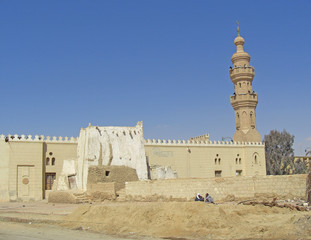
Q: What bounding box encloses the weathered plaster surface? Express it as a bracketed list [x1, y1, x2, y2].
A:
[76, 122, 148, 190]
[54, 159, 77, 191]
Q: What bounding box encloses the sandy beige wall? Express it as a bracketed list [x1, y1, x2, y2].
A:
[0, 142, 9, 202]
[125, 174, 307, 201]
[145, 144, 266, 178]
[45, 143, 77, 178]
[0, 140, 78, 202]
[8, 142, 44, 201]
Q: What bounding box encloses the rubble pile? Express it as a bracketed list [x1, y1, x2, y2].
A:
[240, 197, 310, 211]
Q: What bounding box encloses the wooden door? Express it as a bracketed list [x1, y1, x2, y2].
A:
[17, 166, 35, 199]
[45, 173, 56, 190]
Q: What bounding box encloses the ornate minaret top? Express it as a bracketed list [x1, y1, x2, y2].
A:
[229, 24, 261, 142]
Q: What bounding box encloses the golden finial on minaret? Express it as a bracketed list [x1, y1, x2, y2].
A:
[236, 20, 240, 36]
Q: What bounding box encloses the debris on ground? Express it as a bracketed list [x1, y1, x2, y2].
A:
[239, 197, 310, 211]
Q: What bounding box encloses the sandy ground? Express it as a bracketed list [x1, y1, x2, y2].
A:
[63, 202, 311, 240]
[0, 201, 311, 240]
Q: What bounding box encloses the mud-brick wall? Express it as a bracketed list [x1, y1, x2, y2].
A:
[125, 174, 307, 201]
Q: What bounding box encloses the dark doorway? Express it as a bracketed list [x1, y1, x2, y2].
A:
[45, 173, 56, 190]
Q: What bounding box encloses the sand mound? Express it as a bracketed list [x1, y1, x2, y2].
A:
[48, 191, 77, 204]
[63, 202, 311, 239]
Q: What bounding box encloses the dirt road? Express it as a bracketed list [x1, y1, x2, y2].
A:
[0, 222, 161, 240]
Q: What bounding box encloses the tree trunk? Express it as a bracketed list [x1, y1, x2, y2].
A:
[307, 169, 311, 204]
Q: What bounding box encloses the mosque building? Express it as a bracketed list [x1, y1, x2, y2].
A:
[0, 26, 266, 202]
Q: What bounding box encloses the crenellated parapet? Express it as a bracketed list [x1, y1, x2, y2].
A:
[144, 138, 264, 146]
[189, 134, 209, 141]
[0, 134, 78, 143]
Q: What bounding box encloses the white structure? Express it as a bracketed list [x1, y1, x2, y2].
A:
[76, 121, 148, 190]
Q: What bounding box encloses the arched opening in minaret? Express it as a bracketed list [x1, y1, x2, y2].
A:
[236, 113, 240, 130]
[241, 111, 248, 129]
[250, 111, 255, 129]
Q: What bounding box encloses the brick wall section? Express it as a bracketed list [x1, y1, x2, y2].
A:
[87, 182, 116, 195]
[125, 174, 307, 201]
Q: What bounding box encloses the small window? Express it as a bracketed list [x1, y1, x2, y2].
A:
[235, 158, 238, 164]
[52, 157, 55, 166]
[46, 157, 50, 165]
[105, 171, 110, 177]
[239, 158, 241, 164]
[236, 170, 242, 176]
[215, 158, 217, 164]
[215, 171, 222, 177]
[49, 152, 53, 156]
[218, 158, 221, 164]
[254, 155, 258, 164]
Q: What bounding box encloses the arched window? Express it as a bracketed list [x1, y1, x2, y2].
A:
[250, 111, 255, 128]
[253, 153, 259, 165]
[241, 111, 248, 128]
[46, 157, 50, 165]
[236, 113, 240, 130]
[52, 157, 56, 166]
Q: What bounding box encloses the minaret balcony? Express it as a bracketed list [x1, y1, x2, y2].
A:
[230, 93, 258, 108]
[229, 66, 255, 83]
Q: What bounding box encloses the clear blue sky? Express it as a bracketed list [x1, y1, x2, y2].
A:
[0, 1, 310, 155]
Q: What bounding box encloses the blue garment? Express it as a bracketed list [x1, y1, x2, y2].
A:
[195, 196, 204, 201]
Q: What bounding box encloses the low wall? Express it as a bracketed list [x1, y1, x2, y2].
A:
[125, 174, 308, 201]
[87, 182, 116, 195]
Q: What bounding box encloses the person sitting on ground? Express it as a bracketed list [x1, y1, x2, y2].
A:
[205, 193, 214, 204]
[195, 193, 204, 201]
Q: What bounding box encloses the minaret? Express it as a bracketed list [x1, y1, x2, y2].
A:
[229, 22, 261, 142]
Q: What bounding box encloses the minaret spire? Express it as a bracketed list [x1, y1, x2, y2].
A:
[236, 20, 240, 36]
[229, 25, 261, 142]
